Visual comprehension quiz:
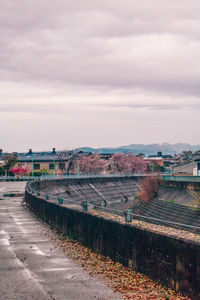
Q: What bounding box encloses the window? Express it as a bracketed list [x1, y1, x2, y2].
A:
[59, 163, 65, 170]
[33, 163, 40, 170]
[49, 163, 54, 170]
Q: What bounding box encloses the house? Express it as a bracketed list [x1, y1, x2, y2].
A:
[143, 157, 164, 171]
[194, 158, 200, 176]
[173, 154, 200, 175]
[14, 148, 72, 175]
[143, 151, 177, 173]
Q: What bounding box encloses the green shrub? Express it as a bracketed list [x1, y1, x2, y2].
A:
[0, 166, 5, 176]
[29, 168, 50, 177]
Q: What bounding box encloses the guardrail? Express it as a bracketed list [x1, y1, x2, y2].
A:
[162, 175, 200, 182]
[0, 172, 166, 182]
[0, 175, 40, 181]
[3, 173, 200, 183]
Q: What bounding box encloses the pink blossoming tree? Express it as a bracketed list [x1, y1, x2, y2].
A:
[109, 153, 147, 174]
[10, 167, 29, 176]
[69, 152, 147, 175]
[71, 154, 109, 174]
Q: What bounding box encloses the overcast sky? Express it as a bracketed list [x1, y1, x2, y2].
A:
[0, 0, 200, 152]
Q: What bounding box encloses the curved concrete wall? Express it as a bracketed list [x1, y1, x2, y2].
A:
[25, 177, 200, 299]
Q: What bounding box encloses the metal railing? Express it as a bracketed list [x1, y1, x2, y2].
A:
[1, 173, 199, 182]
[0, 172, 165, 182]
[162, 175, 200, 182]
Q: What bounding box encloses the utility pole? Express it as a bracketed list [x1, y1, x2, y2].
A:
[31, 154, 34, 177]
[53, 158, 56, 175]
[77, 160, 79, 176]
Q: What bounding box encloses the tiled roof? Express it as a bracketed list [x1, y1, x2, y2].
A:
[144, 157, 163, 160]
[17, 154, 72, 162]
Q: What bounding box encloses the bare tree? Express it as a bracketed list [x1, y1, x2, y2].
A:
[3, 153, 18, 176]
[137, 176, 160, 202]
[55, 151, 70, 173]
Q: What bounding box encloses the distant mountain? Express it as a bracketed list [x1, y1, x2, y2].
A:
[78, 143, 200, 156]
[115, 143, 200, 155]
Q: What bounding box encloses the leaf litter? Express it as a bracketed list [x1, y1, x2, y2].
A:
[43, 226, 190, 300]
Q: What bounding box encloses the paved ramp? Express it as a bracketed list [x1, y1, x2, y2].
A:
[0, 183, 122, 300]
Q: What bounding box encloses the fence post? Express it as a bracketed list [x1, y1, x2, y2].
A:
[58, 196, 63, 204]
[124, 209, 133, 222]
[82, 201, 88, 211]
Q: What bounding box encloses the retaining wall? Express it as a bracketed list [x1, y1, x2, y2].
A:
[25, 188, 200, 299]
[160, 179, 200, 191]
[32, 175, 142, 189]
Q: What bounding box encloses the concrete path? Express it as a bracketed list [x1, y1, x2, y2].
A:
[0, 182, 122, 300]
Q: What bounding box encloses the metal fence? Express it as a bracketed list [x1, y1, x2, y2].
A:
[1, 173, 199, 183]
[162, 175, 200, 182]
[0, 173, 163, 182]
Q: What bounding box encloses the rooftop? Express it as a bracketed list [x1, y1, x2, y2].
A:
[17, 154, 71, 162]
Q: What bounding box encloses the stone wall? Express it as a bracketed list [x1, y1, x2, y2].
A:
[25, 188, 200, 299]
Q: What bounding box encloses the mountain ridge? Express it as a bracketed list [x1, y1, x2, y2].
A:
[78, 143, 200, 155]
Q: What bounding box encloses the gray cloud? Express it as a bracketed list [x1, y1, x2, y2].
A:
[0, 1, 199, 150]
[0, 1, 199, 94]
[91, 103, 200, 111]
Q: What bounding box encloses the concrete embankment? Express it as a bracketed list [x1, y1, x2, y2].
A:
[157, 186, 194, 206]
[25, 182, 200, 300]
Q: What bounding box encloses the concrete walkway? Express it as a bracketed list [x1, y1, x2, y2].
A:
[0, 183, 122, 300]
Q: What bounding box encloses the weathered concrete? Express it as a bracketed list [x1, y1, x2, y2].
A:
[0, 183, 122, 300]
[157, 186, 194, 206]
[25, 181, 200, 299]
[160, 178, 200, 191]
